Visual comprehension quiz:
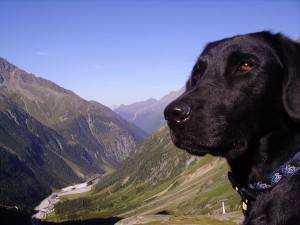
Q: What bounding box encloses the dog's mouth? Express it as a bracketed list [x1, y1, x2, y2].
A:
[169, 129, 224, 157]
[169, 128, 249, 159]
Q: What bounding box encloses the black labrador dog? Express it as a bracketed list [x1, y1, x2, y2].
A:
[164, 31, 300, 225]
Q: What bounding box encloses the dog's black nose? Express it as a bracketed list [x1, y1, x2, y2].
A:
[164, 101, 191, 123]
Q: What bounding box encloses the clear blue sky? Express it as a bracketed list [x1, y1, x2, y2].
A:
[1, 0, 299, 107]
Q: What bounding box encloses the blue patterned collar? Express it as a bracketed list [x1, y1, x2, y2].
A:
[248, 150, 300, 191]
[228, 150, 300, 215]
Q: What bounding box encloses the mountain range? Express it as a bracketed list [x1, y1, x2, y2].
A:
[114, 88, 184, 134]
[0, 57, 147, 215]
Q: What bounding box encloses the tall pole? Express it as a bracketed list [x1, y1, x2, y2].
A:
[219, 199, 228, 214]
[222, 200, 226, 214]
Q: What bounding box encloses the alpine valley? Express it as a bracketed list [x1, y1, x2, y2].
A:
[50, 126, 243, 225]
[0, 57, 147, 224]
[0, 57, 243, 225]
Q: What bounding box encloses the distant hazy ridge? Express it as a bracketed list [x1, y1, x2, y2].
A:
[114, 87, 184, 133]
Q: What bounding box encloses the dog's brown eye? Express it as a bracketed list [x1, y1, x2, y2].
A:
[238, 62, 254, 72]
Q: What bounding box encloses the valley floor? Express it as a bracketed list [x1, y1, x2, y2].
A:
[33, 179, 100, 220]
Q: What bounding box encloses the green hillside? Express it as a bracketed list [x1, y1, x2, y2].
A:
[50, 126, 242, 223]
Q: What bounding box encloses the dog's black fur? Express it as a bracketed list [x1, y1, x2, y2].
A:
[164, 31, 300, 225]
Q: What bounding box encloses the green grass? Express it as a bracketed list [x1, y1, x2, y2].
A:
[116, 213, 243, 225]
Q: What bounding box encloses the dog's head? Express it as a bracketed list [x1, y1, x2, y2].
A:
[164, 31, 300, 159]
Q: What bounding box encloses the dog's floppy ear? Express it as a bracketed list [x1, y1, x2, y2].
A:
[273, 33, 300, 122]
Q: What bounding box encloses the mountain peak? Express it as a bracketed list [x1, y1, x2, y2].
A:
[0, 57, 72, 95]
[0, 57, 17, 73]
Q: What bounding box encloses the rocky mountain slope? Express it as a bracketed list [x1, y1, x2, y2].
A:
[51, 125, 242, 223]
[114, 88, 184, 134]
[0, 57, 147, 213]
